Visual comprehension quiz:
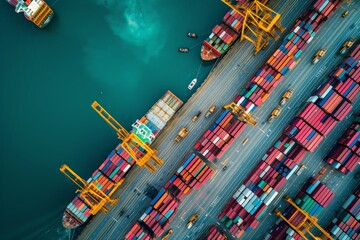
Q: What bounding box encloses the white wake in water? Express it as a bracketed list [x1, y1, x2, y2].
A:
[97, 0, 165, 62]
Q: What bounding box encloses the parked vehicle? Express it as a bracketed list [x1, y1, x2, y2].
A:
[268, 106, 282, 122]
[192, 111, 202, 122]
[312, 49, 326, 64]
[338, 38, 355, 55]
[342, 10, 349, 18]
[296, 164, 306, 175]
[280, 89, 294, 106]
[242, 138, 249, 145]
[161, 229, 173, 240]
[186, 213, 200, 229]
[205, 105, 217, 118]
[175, 128, 188, 143]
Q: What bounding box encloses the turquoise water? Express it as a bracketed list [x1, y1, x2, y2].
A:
[0, 0, 228, 239]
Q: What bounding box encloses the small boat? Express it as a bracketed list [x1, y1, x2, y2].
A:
[188, 79, 197, 90]
[187, 32, 198, 38]
[179, 47, 189, 53]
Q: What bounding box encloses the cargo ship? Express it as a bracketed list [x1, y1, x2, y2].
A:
[200, 0, 269, 61]
[6, 0, 54, 28]
[62, 91, 183, 229]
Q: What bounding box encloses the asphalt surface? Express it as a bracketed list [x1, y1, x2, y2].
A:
[76, 0, 360, 239]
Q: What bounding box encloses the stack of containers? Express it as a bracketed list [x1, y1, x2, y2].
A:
[194, 110, 246, 161]
[265, 177, 335, 240]
[202, 0, 269, 59]
[125, 153, 214, 239]
[223, 9, 244, 33]
[145, 90, 183, 134]
[218, 135, 308, 238]
[327, 188, 360, 240]
[138, 189, 180, 236]
[203, 225, 228, 240]
[62, 91, 183, 229]
[125, 222, 155, 240]
[284, 118, 324, 152]
[324, 117, 360, 174]
[204, 24, 239, 55]
[165, 153, 214, 199]
[297, 103, 338, 136]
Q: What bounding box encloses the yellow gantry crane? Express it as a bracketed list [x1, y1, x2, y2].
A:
[91, 101, 163, 173]
[223, 102, 257, 126]
[221, 0, 285, 55]
[274, 196, 333, 240]
[60, 164, 123, 215]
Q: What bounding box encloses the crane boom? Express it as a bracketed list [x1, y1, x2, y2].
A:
[274, 196, 333, 240]
[92, 101, 163, 173]
[221, 0, 285, 55]
[223, 102, 257, 126]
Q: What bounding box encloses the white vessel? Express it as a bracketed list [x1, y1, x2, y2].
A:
[188, 79, 197, 90]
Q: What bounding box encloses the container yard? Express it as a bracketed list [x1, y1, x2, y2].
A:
[57, 0, 360, 239]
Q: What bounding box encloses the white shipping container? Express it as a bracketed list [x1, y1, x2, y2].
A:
[140, 213, 147, 221]
[286, 165, 299, 180]
[236, 218, 244, 226]
[146, 112, 165, 130]
[320, 85, 333, 99]
[262, 154, 269, 161]
[307, 96, 318, 103]
[283, 141, 295, 155]
[264, 190, 278, 206]
[124, 165, 131, 173]
[213, 137, 220, 144]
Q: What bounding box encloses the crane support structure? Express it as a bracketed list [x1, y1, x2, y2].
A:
[221, 0, 285, 55]
[60, 164, 123, 215]
[92, 101, 163, 173]
[274, 196, 333, 240]
[223, 102, 257, 126]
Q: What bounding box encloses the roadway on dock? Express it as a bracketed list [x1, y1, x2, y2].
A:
[77, 0, 360, 239]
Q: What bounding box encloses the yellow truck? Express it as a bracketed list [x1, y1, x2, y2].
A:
[186, 213, 200, 229]
[339, 38, 356, 55]
[312, 49, 326, 64]
[205, 105, 217, 118]
[175, 128, 188, 143]
[280, 89, 294, 106]
[268, 106, 282, 122]
[161, 229, 173, 240]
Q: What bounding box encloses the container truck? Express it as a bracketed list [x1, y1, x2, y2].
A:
[175, 128, 188, 142]
[192, 111, 202, 122]
[338, 38, 355, 55]
[312, 49, 326, 64]
[268, 106, 282, 122]
[161, 229, 173, 240]
[280, 89, 294, 106]
[186, 213, 200, 229]
[205, 105, 217, 118]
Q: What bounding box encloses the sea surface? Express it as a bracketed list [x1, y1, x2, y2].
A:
[0, 0, 228, 239]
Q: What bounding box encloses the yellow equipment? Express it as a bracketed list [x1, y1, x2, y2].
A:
[161, 229, 173, 240]
[223, 102, 257, 126]
[60, 164, 124, 215]
[274, 196, 333, 240]
[92, 101, 163, 173]
[280, 89, 294, 106]
[205, 105, 217, 118]
[221, 0, 285, 55]
[312, 49, 327, 64]
[268, 106, 282, 122]
[175, 127, 189, 142]
[186, 213, 200, 229]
